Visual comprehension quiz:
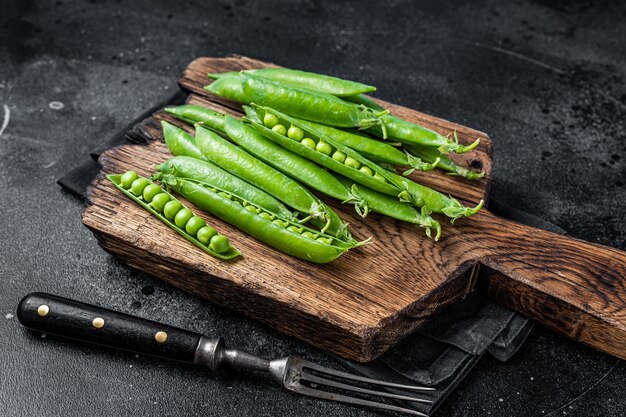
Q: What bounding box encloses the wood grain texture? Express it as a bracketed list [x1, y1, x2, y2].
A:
[83, 56, 626, 361]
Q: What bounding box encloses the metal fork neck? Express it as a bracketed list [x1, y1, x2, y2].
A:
[194, 336, 270, 372]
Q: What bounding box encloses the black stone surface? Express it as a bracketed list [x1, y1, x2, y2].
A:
[1, 1, 624, 416]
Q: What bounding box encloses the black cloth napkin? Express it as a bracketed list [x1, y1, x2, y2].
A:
[58, 93, 566, 415]
[338, 202, 566, 415]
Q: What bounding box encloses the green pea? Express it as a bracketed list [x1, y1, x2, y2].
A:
[142, 184, 162, 203]
[272, 219, 288, 228]
[174, 208, 193, 228]
[272, 124, 287, 135]
[209, 234, 230, 254]
[344, 157, 360, 169]
[302, 231, 316, 239]
[218, 191, 232, 200]
[197, 226, 217, 244]
[373, 173, 387, 182]
[151, 193, 171, 212]
[332, 150, 346, 163]
[315, 141, 333, 156]
[259, 212, 273, 220]
[185, 216, 206, 236]
[130, 178, 150, 196]
[301, 138, 316, 149]
[287, 225, 303, 234]
[245, 204, 260, 214]
[263, 113, 279, 128]
[287, 125, 304, 141]
[359, 165, 374, 176]
[120, 171, 138, 189]
[163, 200, 184, 220]
[316, 237, 333, 245]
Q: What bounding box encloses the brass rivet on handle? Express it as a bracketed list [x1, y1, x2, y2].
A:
[155, 331, 168, 343]
[92, 317, 105, 329]
[37, 305, 49, 317]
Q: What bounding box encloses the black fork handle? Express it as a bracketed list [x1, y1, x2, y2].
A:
[17, 292, 204, 363]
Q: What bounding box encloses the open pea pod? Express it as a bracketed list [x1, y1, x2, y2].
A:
[108, 173, 241, 260]
[247, 105, 399, 196]
[161, 175, 361, 264]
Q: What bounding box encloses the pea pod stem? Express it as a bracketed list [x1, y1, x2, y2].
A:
[404, 143, 485, 179]
[337, 178, 441, 240]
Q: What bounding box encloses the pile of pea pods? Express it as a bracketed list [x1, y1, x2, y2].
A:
[111, 67, 485, 263]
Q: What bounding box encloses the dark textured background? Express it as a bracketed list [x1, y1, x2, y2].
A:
[1, 1, 625, 416]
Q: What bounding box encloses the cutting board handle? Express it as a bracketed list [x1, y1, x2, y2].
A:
[458, 211, 626, 359]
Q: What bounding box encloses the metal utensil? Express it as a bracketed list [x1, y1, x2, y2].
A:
[17, 292, 434, 416]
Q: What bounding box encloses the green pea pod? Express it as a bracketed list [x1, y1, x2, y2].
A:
[248, 104, 401, 196]
[241, 73, 388, 135]
[250, 105, 483, 222]
[108, 173, 241, 260]
[292, 118, 440, 173]
[154, 156, 294, 220]
[210, 68, 376, 97]
[164, 176, 354, 263]
[404, 144, 485, 179]
[335, 175, 441, 241]
[193, 124, 351, 238]
[370, 115, 480, 155]
[204, 75, 249, 103]
[165, 105, 227, 131]
[161, 120, 205, 160]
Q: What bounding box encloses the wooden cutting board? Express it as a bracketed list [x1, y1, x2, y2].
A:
[83, 56, 626, 362]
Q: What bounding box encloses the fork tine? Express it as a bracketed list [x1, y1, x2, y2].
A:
[300, 360, 435, 391]
[302, 372, 433, 404]
[294, 384, 430, 417]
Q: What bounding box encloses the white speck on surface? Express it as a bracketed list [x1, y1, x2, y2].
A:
[498, 398, 504, 402]
[41, 333, 47, 338]
[164, 85, 169, 90]
[531, 377, 534, 381]
[135, 354, 139, 358]
[0, 104, 10, 138]
[129, 365, 133, 368]
[49, 101, 64, 110]
[91, 116, 96, 121]
[5, 313, 13, 319]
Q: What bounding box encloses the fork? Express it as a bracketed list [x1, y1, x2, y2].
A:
[17, 292, 434, 416]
